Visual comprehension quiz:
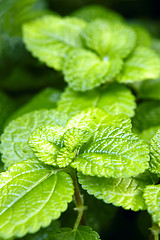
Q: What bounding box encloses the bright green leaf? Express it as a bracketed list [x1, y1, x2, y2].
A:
[0, 159, 74, 239]
[23, 15, 86, 70]
[50, 226, 100, 240]
[82, 19, 136, 58]
[78, 170, 158, 211]
[71, 4, 123, 22]
[57, 83, 136, 117]
[66, 109, 149, 178]
[0, 109, 69, 168]
[150, 130, 160, 174]
[143, 184, 160, 227]
[117, 47, 160, 83]
[63, 48, 123, 91]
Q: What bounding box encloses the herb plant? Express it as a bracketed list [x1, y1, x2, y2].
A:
[1, 2, 160, 240]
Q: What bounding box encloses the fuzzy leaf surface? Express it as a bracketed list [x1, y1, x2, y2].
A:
[143, 184, 160, 227]
[23, 16, 86, 70]
[0, 159, 74, 239]
[50, 226, 100, 240]
[78, 171, 158, 211]
[150, 130, 160, 174]
[63, 48, 123, 91]
[117, 47, 160, 83]
[1, 109, 69, 168]
[82, 19, 136, 58]
[57, 83, 136, 117]
[137, 78, 160, 100]
[66, 109, 149, 178]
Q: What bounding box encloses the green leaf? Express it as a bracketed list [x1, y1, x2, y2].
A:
[28, 125, 92, 168]
[23, 15, 86, 70]
[0, 159, 74, 239]
[149, 129, 160, 174]
[82, 19, 136, 59]
[66, 109, 149, 178]
[50, 226, 100, 240]
[117, 47, 160, 83]
[151, 38, 160, 56]
[0, 109, 69, 168]
[8, 87, 61, 122]
[28, 125, 65, 166]
[131, 25, 151, 47]
[143, 184, 160, 227]
[78, 171, 158, 211]
[63, 48, 123, 91]
[71, 4, 124, 22]
[57, 83, 136, 117]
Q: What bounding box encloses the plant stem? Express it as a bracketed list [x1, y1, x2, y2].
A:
[150, 220, 160, 240]
[70, 169, 87, 230]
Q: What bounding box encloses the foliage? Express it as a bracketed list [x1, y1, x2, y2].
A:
[0, 2, 160, 240]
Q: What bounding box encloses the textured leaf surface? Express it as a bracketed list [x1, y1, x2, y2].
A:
[143, 184, 160, 226]
[72, 4, 123, 22]
[9, 88, 61, 122]
[150, 130, 160, 174]
[82, 19, 136, 58]
[0, 160, 74, 239]
[117, 47, 160, 83]
[23, 15, 86, 70]
[50, 226, 100, 240]
[63, 48, 123, 91]
[66, 109, 149, 178]
[57, 83, 136, 117]
[1, 109, 69, 168]
[78, 171, 158, 211]
[28, 125, 92, 168]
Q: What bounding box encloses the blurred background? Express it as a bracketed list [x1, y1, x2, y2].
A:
[0, 1, 160, 239]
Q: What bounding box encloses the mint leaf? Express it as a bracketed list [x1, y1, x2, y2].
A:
[28, 125, 65, 166]
[143, 184, 160, 227]
[66, 109, 149, 178]
[63, 48, 123, 91]
[23, 15, 86, 70]
[0, 159, 74, 239]
[78, 171, 158, 211]
[117, 47, 160, 83]
[72, 4, 123, 22]
[1, 109, 69, 168]
[28, 125, 92, 168]
[82, 19, 136, 58]
[57, 83, 136, 117]
[150, 129, 160, 174]
[50, 226, 100, 240]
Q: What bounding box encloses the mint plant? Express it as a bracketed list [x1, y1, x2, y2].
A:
[1, 3, 160, 240]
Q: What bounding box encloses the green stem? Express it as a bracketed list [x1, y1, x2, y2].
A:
[150, 220, 160, 240]
[70, 169, 87, 230]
